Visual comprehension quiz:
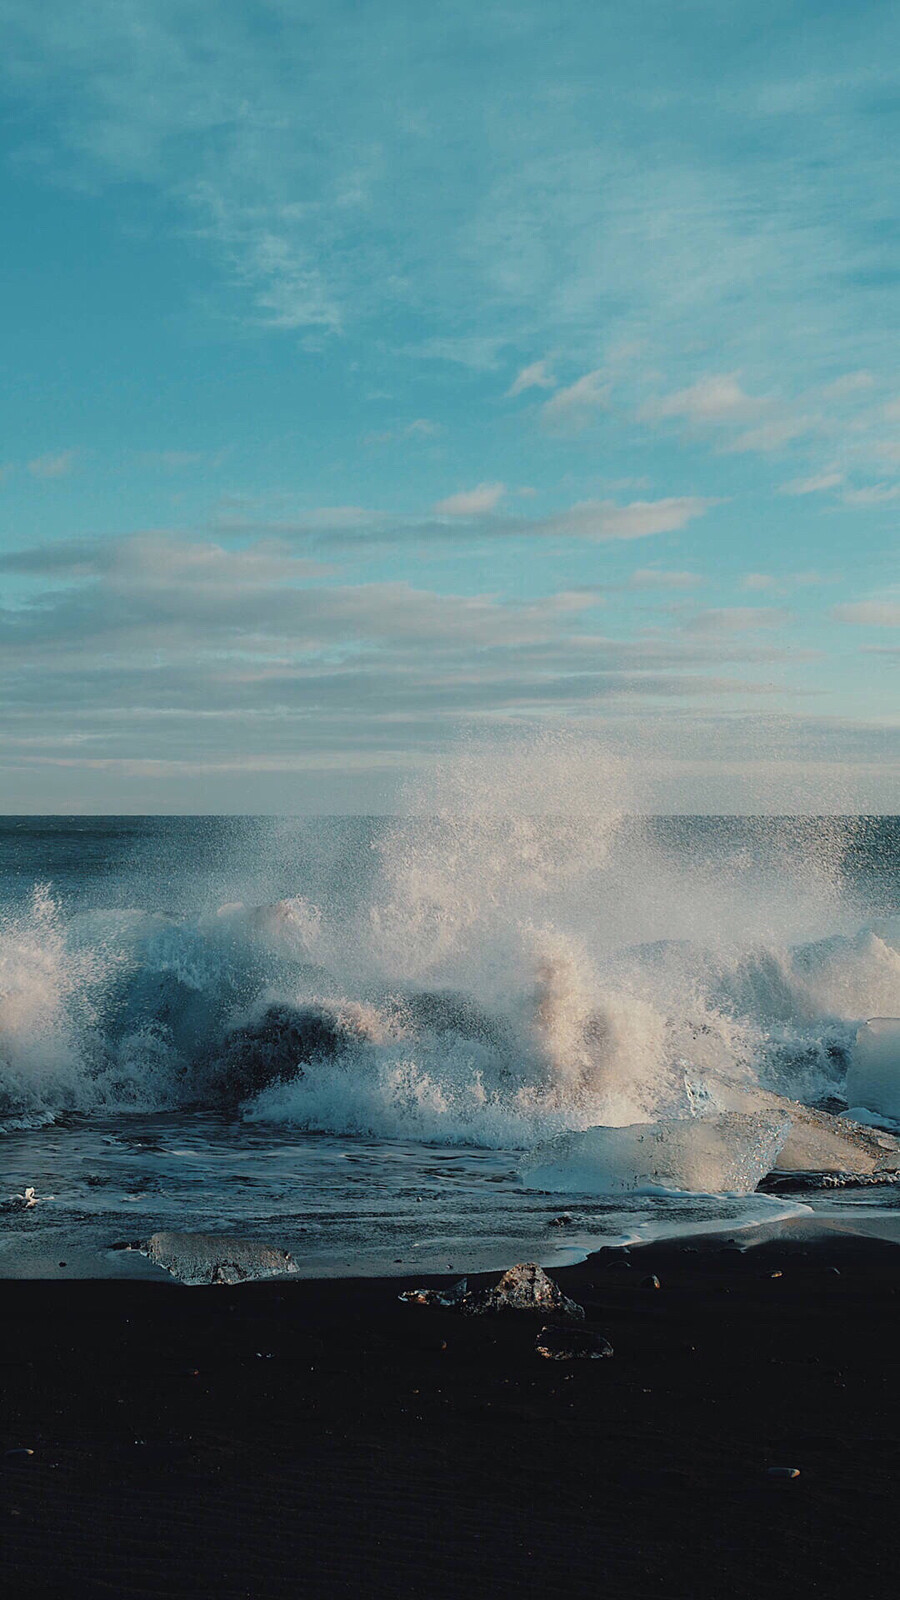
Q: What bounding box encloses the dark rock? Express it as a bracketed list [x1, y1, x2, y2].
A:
[400, 1263, 584, 1321]
[205, 1002, 356, 1105]
[477, 1264, 583, 1320]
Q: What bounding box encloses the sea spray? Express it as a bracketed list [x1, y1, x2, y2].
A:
[0, 740, 897, 1146]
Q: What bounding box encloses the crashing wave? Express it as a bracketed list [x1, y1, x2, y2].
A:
[1, 784, 899, 1171]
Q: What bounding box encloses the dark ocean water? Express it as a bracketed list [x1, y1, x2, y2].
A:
[1, 813, 898, 1278]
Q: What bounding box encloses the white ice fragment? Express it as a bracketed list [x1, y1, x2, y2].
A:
[141, 1230, 300, 1286]
[845, 1018, 900, 1121]
[519, 1111, 791, 1196]
[701, 1083, 900, 1181]
[774, 1101, 900, 1178]
[398, 1278, 469, 1308]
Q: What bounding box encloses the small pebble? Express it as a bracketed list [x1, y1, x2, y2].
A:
[642, 1274, 661, 1290]
[769, 1270, 783, 1279]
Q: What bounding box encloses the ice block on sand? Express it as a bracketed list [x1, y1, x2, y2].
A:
[519, 1111, 790, 1196]
[142, 1231, 300, 1286]
[845, 1019, 900, 1121]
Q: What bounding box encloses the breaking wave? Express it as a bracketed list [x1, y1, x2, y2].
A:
[1, 739, 897, 1144]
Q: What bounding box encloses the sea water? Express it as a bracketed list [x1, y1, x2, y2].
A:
[1, 749, 898, 1278]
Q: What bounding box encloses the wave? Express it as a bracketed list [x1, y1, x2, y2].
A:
[1, 746, 897, 1143]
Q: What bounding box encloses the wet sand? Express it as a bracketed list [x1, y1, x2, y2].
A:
[2, 1227, 898, 1599]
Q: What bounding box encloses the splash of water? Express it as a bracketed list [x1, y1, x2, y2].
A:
[0, 736, 896, 1142]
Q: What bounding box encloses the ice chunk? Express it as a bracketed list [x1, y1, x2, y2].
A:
[775, 1101, 899, 1178]
[141, 1230, 300, 1286]
[519, 1111, 790, 1196]
[399, 1278, 469, 1309]
[712, 1083, 900, 1180]
[845, 1019, 900, 1121]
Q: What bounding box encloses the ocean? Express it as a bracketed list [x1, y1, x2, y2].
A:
[1, 808, 898, 1279]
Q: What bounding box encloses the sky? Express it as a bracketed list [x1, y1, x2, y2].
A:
[0, 0, 897, 813]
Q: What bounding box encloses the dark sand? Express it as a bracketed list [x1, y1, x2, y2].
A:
[2, 1227, 898, 1599]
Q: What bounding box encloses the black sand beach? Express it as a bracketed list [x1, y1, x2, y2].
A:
[2, 1226, 898, 1599]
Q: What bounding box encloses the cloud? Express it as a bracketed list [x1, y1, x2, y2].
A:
[0, 528, 804, 784]
[626, 569, 705, 590]
[779, 471, 844, 496]
[741, 573, 778, 592]
[639, 375, 820, 458]
[832, 601, 900, 626]
[725, 416, 814, 454]
[685, 607, 792, 635]
[404, 418, 441, 438]
[362, 419, 442, 447]
[821, 372, 875, 400]
[506, 359, 556, 397]
[641, 374, 760, 425]
[210, 493, 718, 547]
[433, 482, 506, 515]
[517, 496, 717, 542]
[840, 483, 900, 506]
[540, 369, 609, 429]
[27, 449, 77, 479]
[404, 336, 506, 369]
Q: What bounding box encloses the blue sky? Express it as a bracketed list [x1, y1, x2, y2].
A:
[0, 0, 897, 812]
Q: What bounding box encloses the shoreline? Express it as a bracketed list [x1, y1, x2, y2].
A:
[3, 1225, 898, 1598]
[7, 1193, 900, 1284]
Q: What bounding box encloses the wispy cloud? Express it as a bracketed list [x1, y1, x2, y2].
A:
[626, 569, 705, 590]
[641, 374, 761, 426]
[726, 416, 814, 455]
[840, 483, 900, 507]
[433, 482, 506, 515]
[832, 601, 900, 626]
[27, 449, 78, 479]
[0, 528, 800, 771]
[779, 471, 844, 496]
[540, 369, 609, 430]
[506, 359, 556, 397]
[684, 607, 792, 635]
[517, 497, 717, 542]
